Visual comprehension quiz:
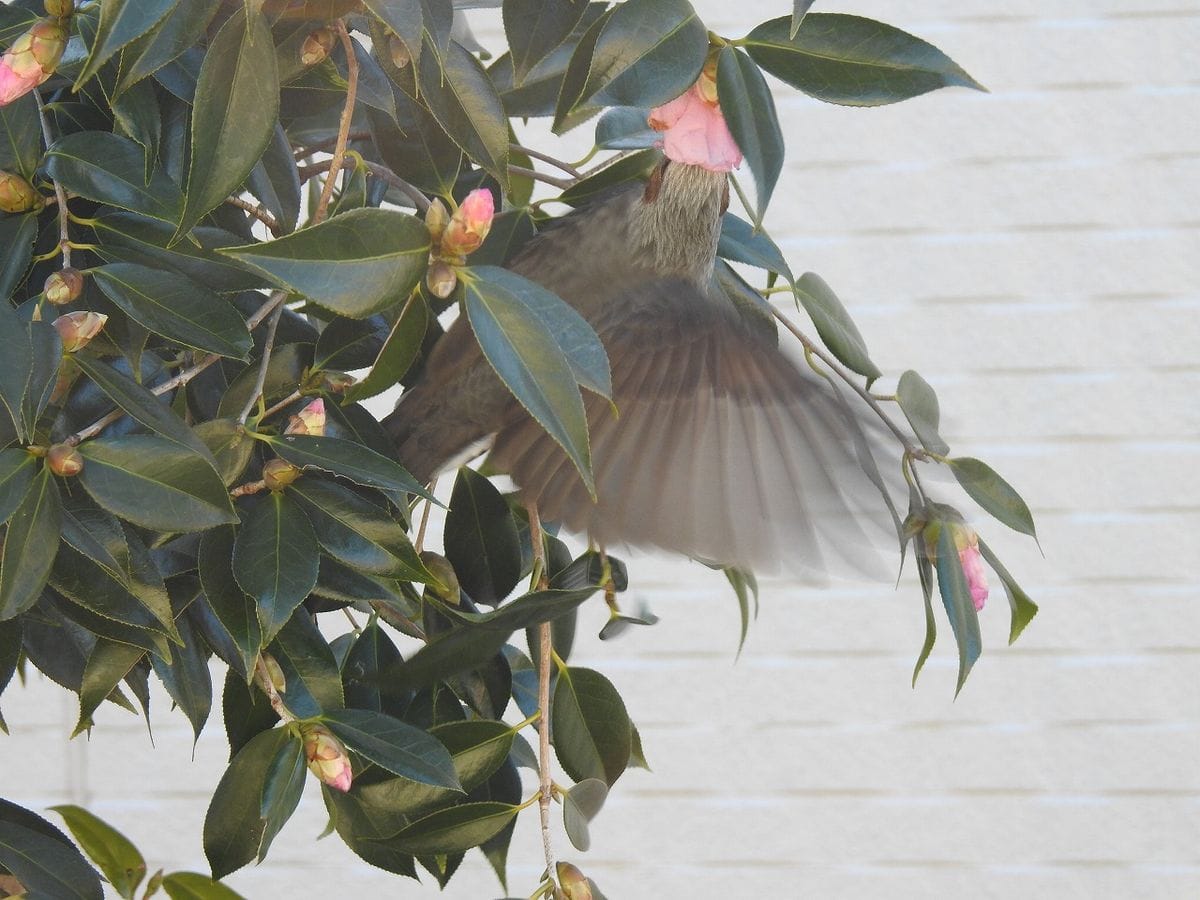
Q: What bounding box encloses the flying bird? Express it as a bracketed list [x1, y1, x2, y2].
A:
[385, 79, 896, 575]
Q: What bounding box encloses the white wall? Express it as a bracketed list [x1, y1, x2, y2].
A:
[3, 1, 1197, 897]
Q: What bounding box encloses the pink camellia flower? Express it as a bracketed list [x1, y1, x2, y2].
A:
[299, 723, 352, 793]
[648, 67, 743, 173]
[0, 18, 68, 107]
[285, 397, 325, 436]
[954, 525, 989, 611]
[440, 188, 494, 258]
[52, 310, 107, 353]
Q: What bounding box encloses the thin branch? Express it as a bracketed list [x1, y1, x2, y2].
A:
[510, 164, 573, 191]
[254, 655, 294, 722]
[68, 291, 289, 445]
[33, 92, 71, 268]
[293, 130, 372, 159]
[313, 20, 360, 224]
[300, 157, 430, 213]
[769, 306, 928, 461]
[414, 476, 437, 553]
[236, 302, 285, 424]
[527, 502, 556, 876]
[260, 389, 303, 422]
[225, 195, 280, 236]
[510, 143, 581, 178]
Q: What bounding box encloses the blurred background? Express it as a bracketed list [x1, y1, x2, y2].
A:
[3, 0, 1197, 897]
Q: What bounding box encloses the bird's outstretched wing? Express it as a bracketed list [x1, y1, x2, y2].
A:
[488, 276, 899, 576]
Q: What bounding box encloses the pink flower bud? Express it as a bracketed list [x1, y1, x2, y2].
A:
[0, 18, 67, 106]
[0, 171, 40, 213]
[425, 259, 457, 299]
[953, 525, 989, 611]
[44, 267, 83, 305]
[300, 722, 352, 792]
[46, 442, 82, 477]
[556, 862, 593, 900]
[284, 398, 325, 436]
[300, 27, 336, 66]
[648, 75, 743, 173]
[52, 310, 107, 352]
[440, 188, 493, 257]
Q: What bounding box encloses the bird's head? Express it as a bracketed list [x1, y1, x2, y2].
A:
[631, 72, 743, 284]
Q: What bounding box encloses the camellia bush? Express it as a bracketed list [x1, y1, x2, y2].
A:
[0, 0, 1041, 897]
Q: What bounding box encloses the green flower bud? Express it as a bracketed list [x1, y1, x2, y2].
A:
[0, 171, 40, 213]
[262, 458, 301, 491]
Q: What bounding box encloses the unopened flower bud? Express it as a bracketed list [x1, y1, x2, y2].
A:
[387, 34, 411, 69]
[44, 0, 74, 18]
[53, 310, 107, 352]
[0, 18, 68, 106]
[952, 524, 989, 611]
[321, 370, 356, 394]
[300, 722, 352, 792]
[439, 188, 494, 257]
[262, 458, 301, 491]
[419, 552, 460, 606]
[284, 398, 325, 436]
[260, 652, 287, 694]
[424, 198, 449, 243]
[46, 442, 82, 477]
[300, 27, 336, 67]
[43, 267, 83, 305]
[556, 862, 593, 900]
[426, 260, 457, 299]
[0, 171, 40, 213]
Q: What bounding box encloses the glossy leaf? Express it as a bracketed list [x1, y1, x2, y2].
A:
[744, 14, 985, 107]
[0, 819, 103, 900]
[0, 303, 32, 438]
[91, 263, 253, 359]
[562, 777, 607, 852]
[50, 805, 146, 900]
[161, 872, 247, 900]
[118, 0, 224, 92]
[152, 611, 212, 741]
[361, 0, 423, 72]
[430, 719, 516, 792]
[934, 523, 982, 695]
[791, 0, 816, 38]
[950, 457, 1037, 539]
[76, 638, 143, 734]
[438, 587, 599, 633]
[343, 294, 430, 402]
[323, 708, 462, 790]
[551, 6, 613, 132]
[465, 273, 594, 494]
[552, 665, 632, 786]
[0, 469, 61, 621]
[77, 435, 238, 532]
[443, 467, 522, 607]
[75, 0, 181, 89]
[793, 272, 882, 383]
[269, 434, 429, 498]
[246, 124, 302, 235]
[343, 620, 404, 713]
[47, 135, 183, 224]
[268, 611, 344, 718]
[0, 213, 36, 304]
[717, 213, 793, 279]
[594, 105, 656, 150]
[368, 89, 462, 197]
[911, 527, 937, 687]
[198, 527, 262, 679]
[387, 802, 520, 855]
[717, 47, 784, 222]
[177, 9, 280, 240]
[232, 491, 319, 641]
[0, 450, 36, 527]
[504, 0, 589, 84]
[220, 209, 429, 318]
[257, 732, 306, 861]
[896, 370, 950, 456]
[0, 93, 40, 180]
[977, 538, 1039, 645]
[193, 419, 255, 486]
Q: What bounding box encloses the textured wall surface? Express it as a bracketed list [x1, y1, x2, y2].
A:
[2, 1, 1197, 898]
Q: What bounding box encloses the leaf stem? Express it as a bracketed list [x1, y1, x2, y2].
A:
[33, 92, 71, 268]
[300, 157, 430, 213]
[509, 164, 573, 191]
[312, 20, 359, 225]
[260, 389, 303, 422]
[527, 501, 556, 876]
[510, 143, 582, 178]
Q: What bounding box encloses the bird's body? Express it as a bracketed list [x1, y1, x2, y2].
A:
[385, 161, 895, 574]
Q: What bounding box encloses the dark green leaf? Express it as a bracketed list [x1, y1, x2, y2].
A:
[343, 620, 404, 714]
[793, 272, 881, 383]
[0, 213, 36, 303]
[551, 665, 631, 786]
[246, 124, 302, 235]
[444, 467, 522, 606]
[367, 88, 462, 197]
[198, 526, 262, 678]
[0, 302, 32, 437]
[77, 435, 238, 532]
[91, 263, 253, 359]
[193, 419, 255, 486]
[0, 93, 41, 180]
[220, 208, 429, 318]
[76, 639, 144, 735]
[75, 0, 181, 89]
[578, 0, 706, 110]
[551, 6, 613, 132]
[386, 802, 519, 855]
[472, 208, 537, 268]
[417, 34, 510, 190]
[118, 0, 223, 92]
[717, 213, 793, 278]
[343, 295, 430, 403]
[562, 777, 607, 852]
[161, 871, 247, 900]
[110, 79, 162, 174]
[232, 491, 319, 641]
[0, 618, 19, 728]
[323, 708, 462, 790]
[268, 610, 344, 718]
[557, 147, 658, 207]
[0, 469, 61, 621]
[934, 523, 982, 695]
[0, 450, 36, 527]
[430, 719, 515, 792]
[717, 47, 784, 222]
[50, 805, 146, 900]
[911, 528, 937, 687]
[257, 731, 306, 861]
[723, 565, 758, 659]
[594, 105, 656, 150]
[950, 458, 1037, 539]
[214, 343, 313, 421]
[791, 0, 816, 38]
[23, 321, 61, 436]
[472, 266, 611, 399]
[313, 316, 389, 372]
[896, 370, 950, 456]
[438, 587, 599, 633]
[977, 538, 1039, 645]
[379, 626, 508, 695]
[0, 820, 103, 900]
[744, 14, 985, 107]
[269, 434, 430, 498]
[152, 611, 212, 740]
[203, 727, 291, 878]
[177, 8, 280, 240]
[289, 477, 431, 583]
[361, 0, 423, 73]
[504, 0, 589, 84]
[465, 274, 593, 494]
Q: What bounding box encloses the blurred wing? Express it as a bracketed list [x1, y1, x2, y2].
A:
[489, 277, 897, 576]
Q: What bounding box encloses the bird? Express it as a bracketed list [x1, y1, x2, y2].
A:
[384, 80, 897, 577]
